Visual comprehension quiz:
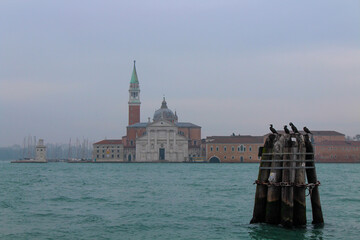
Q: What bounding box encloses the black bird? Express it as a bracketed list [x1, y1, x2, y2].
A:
[303, 126, 312, 135]
[284, 125, 290, 134]
[269, 124, 278, 134]
[289, 122, 299, 134]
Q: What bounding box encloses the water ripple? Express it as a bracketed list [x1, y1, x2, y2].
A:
[0, 163, 359, 239]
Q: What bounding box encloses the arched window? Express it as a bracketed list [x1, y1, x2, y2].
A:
[240, 145, 244, 152]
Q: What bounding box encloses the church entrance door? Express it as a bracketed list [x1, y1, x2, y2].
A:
[159, 148, 165, 160]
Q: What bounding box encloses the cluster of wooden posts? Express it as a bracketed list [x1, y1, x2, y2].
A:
[250, 132, 324, 227]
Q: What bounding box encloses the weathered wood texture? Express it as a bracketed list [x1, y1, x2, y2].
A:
[280, 138, 297, 227]
[250, 134, 275, 224]
[251, 133, 323, 227]
[293, 135, 307, 226]
[304, 135, 324, 225]
[265, 135, 284, 224]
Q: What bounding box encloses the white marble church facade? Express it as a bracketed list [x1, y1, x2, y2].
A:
[135, 120, 189, 162]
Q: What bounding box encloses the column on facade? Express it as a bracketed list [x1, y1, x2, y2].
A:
[155, 130, 158, 160]
[173, 130, 176, 152]
[155, 130, 157, 148]
[167, 129, 170, 149]
[147, 130, 150, 151]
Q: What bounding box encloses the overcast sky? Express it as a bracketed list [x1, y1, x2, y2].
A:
[1, 0, 359, 146]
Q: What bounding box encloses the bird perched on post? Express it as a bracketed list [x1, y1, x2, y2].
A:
[284, 125, 290, 134]
[289, 122, 299, 134]
[269, 124, 278, 134]
[303, 126, 312, 135]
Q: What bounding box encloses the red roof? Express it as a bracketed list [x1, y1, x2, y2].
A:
[206, 136, 264, 144]
[94, 139, 122, 145]
[315, 140, 360, 146]
[264, 130, 344, 136]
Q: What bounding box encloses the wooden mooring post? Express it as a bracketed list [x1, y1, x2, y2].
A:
[251, 126, 324, 227]
[280, 136, 296, 227]
[250, 134, 275, 223]
[265, 134, 284, 224]
[304, 135, 324, 225]
[293, 135, 307, 226]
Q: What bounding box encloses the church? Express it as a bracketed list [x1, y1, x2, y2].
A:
[92, 62, 201, 162]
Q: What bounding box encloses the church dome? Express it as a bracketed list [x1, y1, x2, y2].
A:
[153, 98, 178, 123]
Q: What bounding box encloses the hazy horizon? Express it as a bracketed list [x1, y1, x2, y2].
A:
[1, 0, 359, 147]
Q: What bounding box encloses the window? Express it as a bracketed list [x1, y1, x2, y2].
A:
[249, 146, 252, 152]
[112, 150, 114, 153]
[117, 155, 120, 158]
[224, 156, 227, 159]
[97, 150, 99, 153]
[102, 155, 105, 158]
[250, 156, 252, 160]
[97, 155, 99, 158]
[224, 146, 227, 152]
[232, 146, 235, 152]
[238, 146, 240, 152]
[240, 145, 244, 152]
[102, 150, 105, 153]
[130, 140, 134, 146]
[210, 146, 213, 152]
[194, 140, 197, 145]
[111, 154, 114, 158]
[117, 150, 120, 153]
[240, 156, 244, 162]
[216, 146, 219, 151]
[232, 156, 234, 159]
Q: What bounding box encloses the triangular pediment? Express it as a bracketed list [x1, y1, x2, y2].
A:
[149, 119, 176, 128]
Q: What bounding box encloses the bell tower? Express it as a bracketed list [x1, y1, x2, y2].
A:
[128, 60, 141, 126]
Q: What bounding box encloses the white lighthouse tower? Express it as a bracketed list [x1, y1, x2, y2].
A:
[35, 139, 47, 162]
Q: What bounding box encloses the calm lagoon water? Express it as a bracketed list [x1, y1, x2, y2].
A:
[1, 162, 359, 239]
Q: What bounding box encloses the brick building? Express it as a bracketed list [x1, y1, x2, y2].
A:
[92, 62, 201, 162]
[204, 135, 264, 163]
[314, 140, 360, 163]
[264, 129, 359, 163]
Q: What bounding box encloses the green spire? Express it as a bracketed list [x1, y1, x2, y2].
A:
[130, 60, 139, 84]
